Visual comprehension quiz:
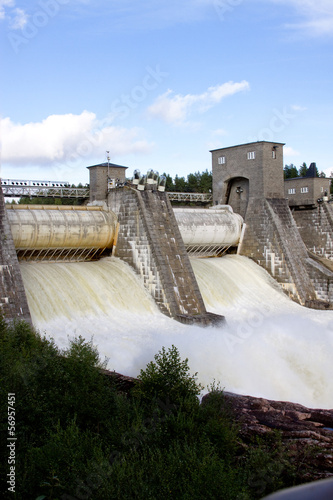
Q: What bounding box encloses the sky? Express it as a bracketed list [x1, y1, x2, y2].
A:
[1, 0, 333, 185]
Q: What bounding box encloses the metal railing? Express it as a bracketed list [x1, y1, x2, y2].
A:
[167, 192, 212, 203]
[1, 179, 89, 199]
[187, 244, 231, 258]
[1, 179, 212, 203]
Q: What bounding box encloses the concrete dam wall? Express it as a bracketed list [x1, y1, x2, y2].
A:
[107, 187, 225, 326]
[0, 188, 31, 323]
[240, 197, 317, 306]
[290, 203, 333, 304]
[1, 185, 231, 326]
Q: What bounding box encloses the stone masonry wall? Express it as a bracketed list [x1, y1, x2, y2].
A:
[108, 187, 171, 316]
[240, 197, 317, 305]
[108, 187, 224, 325]
[0, 185, 31, 323]
[292, 204, 333, 259]
[305, 258, 333, 303]
[212, 141, 284, 206]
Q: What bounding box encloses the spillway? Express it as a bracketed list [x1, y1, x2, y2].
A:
[20, 255, 333, 409]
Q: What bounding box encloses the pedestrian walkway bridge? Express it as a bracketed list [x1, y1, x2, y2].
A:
[0, 179, 213, 203]
[1, 179, 89, 199]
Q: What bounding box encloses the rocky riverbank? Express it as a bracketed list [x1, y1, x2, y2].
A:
[205, 391, 333, 481]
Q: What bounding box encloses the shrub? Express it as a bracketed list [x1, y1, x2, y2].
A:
[0, 318, 310, 499]
[136, 344, 203, 407]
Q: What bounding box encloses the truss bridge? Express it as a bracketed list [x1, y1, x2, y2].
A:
[1, 179, 89, 199]
[1, 179, 213, 204]
[167, 192, 212, 203]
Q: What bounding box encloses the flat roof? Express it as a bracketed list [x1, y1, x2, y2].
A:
[86, 162, 128, 169]
[285, 176, 331, 181]
[210, 140, 286, 153]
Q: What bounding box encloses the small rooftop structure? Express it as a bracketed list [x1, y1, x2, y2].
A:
[86, 161, 128, 171]
[87, 162, 128, 202]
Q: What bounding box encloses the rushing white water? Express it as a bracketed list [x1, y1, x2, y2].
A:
[20, 255, 333, 409]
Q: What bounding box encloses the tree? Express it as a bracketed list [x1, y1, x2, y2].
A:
[162, 173, 174, 191]
[298, 162, 308, 177]
[284, 164, 298, 179]
[137, 345, 202, 405]
[186, 172, 200, 192]
[174, 175, 186, 192]
[198, 169, 212, 193]
[163, 170, 212, 194]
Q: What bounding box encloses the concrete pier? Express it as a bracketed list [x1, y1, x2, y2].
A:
[108, 186, 225, 326]
[0, 185, 31, 323]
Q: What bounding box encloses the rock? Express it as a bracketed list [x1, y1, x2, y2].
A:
[203, 391, 333, 481]
[100, 369, 138, 393]
[101, 370, 333, 481]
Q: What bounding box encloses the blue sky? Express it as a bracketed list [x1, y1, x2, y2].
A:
[1, 0, 333, 185]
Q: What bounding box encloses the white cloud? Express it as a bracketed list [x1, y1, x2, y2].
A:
[0, 1, 29, 30]
[323, 167, 333, 178]
[76, 0, 216, 33]
[212, 128, 228, 136]
[10, 7, 28, 29]
[291, 104, 307, 112]
[147, 81, 250, 125]
[0, 0, 14, 19]
[284, 146, 301, 157]
[269, 0, 333, 17]
[1, 111, 153, 166]
[207, 128, 229, 150]
[268, 0, 333, 36]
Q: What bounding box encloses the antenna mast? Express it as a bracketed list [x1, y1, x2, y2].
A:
[106, 150, 110, 182]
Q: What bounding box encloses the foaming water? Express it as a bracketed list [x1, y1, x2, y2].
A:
[20, 255, 333, 409]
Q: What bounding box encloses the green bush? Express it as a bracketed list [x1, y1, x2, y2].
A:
[136, 344, 203, 407]
[0, 318, 308, 499]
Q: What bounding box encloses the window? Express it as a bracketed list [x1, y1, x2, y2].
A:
[321, 187, 324, 193]
[247, 151, 255, 160]
[301, 187, 308, 194]
[272, 150, 276, 159]
[288, 188, 296, 195]
[218, 156, 226, 165]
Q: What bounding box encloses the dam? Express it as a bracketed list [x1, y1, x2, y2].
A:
[0, 175, 243, 326]
[1, 140, 333, 410]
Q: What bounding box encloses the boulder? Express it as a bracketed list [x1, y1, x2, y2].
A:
[206, 391, 333, 481]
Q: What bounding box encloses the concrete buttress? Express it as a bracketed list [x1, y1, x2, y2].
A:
[108, 186, 225, 326]
[0, 184, 31, 323]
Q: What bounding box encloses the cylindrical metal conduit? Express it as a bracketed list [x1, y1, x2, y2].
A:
[7, 205, 117, 250]
[174, 208, 243, 247]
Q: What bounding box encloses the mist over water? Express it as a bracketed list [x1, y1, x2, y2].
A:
[20, 255, 333, 409]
